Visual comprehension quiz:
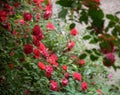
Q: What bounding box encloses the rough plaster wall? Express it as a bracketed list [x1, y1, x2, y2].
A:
[101, 0, 120, 15]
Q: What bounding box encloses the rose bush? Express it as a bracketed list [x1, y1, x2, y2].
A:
[0, 0, 120, 95]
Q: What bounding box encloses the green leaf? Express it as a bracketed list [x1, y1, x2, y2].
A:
[99, 41, 112, 53]
[90, 54, 98, 61]
[92, 48, 101, 56]
[56, 0, 74, 7]
[88, 9, 104, 20]
[58, 8, 68, 19]
[108, 21, 116, 28]
[89, 37, 98, 44]
[106, 14, 119, 22]
[79, 10, 88, 24]
[69, 23, 76, 29]
[106, 14, 114, 20]
[79, 53, 87, 59]
[85, 49, 92, 54]
[92, 19, 104, 31]
[83, 35, 91, 40]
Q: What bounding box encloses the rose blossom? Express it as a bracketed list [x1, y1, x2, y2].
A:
[62, 78, 68, 86]
[67, 41, 75, 50]
[33, 0, 44, 4]
[38, 62, 46, 70]
[103, 53, 115, 67]
[47, 54, 58, 65]
[19, 19, 25, 25]
[46, 22, 55, 30]
[3, 22, 11, 31]
[73, 72, 82, 81]
[23, 12, 32, 21]
[81, 82, 88, 91]
[50, 80, 58, 91]
[0, 10, 8, 22]
[32, 36, 40, 47]
[70, 28, 78, 36]
[33, 48, 40, 58]
[46, 65, 53, 78]
[32, 25, 40, 35]
[44, 4, 52, 20]
[64, 72, 69, 79]
[79, 59, 85, 66]
[24, 44, 33, 54]
[62, 65, 67, 71]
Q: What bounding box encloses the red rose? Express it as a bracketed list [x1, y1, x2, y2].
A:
[33, 48, 40, 58]
[46, 72, 52, 78]
[81, 82, 88, 91]
[39, 42, 49, 57]
[46, 65, 53, 73]
[4, 4, 13, 11]
[62, 78, 68, 86]
[47, 54, 58, 65]
[46, 65, 53, 78]
[12, 30, 18, 35]
[9, 51, 14, 56]
[70, 28, 78, 36]
[79, 59, 85, 66]
[32, 36, 40, 47]
[73, 72, 82, 81]
[36, 32, 44, 41]
[62, 65, 67, 71]
[33, 0, 44, 4]
[51, 54, 58, 60]
[8, 63, 14, 69]
[14, 2, 20, 8]
[44, 4, 52, 20]
[24, 44, 33, 54]
[19, 19, 25, 25]
[32, 25, 42, 35]
[50, 80, 58, 91]
[68, 41, 75, 50]
[39, 42, 46, 51]
[23, 13, 32, 21]
[46, 22, 55, 30]
[0, 10, 8, 22]
[24, 89, 30, 95]
[3, 23, 11, 31]
[64, 72, 69, 79]
[32, 25, 44, 41]
[38, 62, 46, 70]
[103, 53, 115, 67]
[53, 62, 59, 68]
[96, 89, 103, 95]
[35, 13, 40, 20]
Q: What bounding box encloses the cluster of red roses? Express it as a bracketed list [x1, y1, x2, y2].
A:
[49, 72, 88, 91]
[0, 0, 89, 93]
[0, 2, 17, 31]
[23, 1, 88, 91]
[38, 61, 88, 91]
